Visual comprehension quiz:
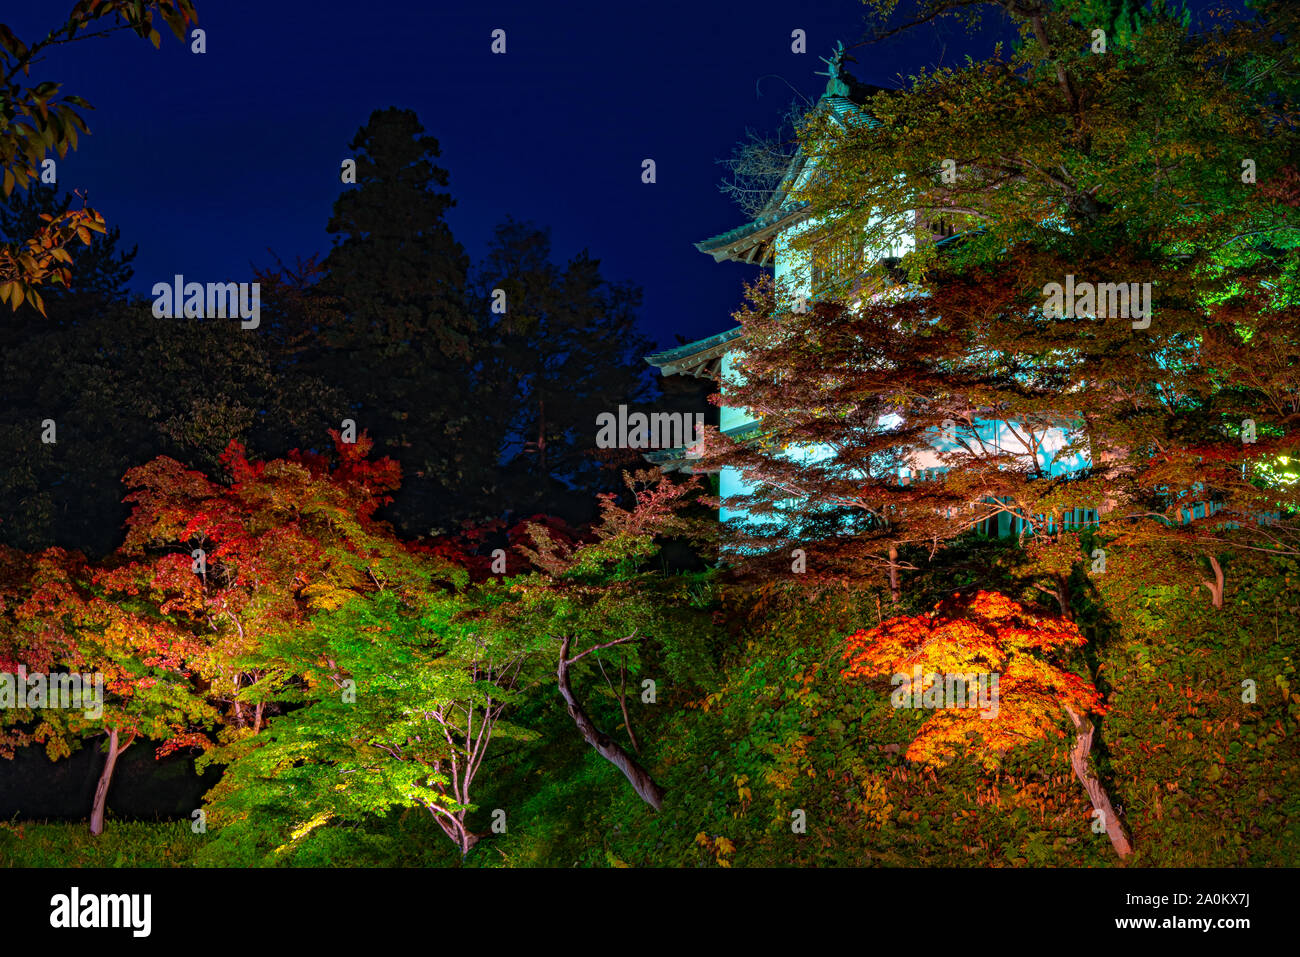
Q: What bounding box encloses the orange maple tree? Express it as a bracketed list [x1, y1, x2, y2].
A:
[842, 590, 1132, 858]
[0, 545, 218, 834]
[0, 429, 414, 836]
[116, 430, 410, 738]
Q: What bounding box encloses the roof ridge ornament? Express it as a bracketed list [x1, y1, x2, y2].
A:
[814, 41, 854, 98]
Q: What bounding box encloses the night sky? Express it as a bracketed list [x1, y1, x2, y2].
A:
[4, 1, 1224, 350]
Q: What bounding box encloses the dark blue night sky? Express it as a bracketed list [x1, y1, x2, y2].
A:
[3, 1, 1219, 349]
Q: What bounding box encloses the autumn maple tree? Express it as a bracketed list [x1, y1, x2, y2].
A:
[1, 429, 416, 836]
[106, 430, 534, 859]
[0, 545, 218, 834]
[697, 0, 1300, 606]
[1106, 273, 1300, 607]
[505, 469, 705, 810]
[841, 590, 1132, 857]
[114, 430, 413, 740]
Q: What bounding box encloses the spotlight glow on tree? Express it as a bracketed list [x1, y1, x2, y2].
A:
[841, 590, 1132, 858]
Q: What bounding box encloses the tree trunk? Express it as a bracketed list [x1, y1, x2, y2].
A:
[537, 398, 547, 477]
[617, 661, 641, 755]
[462, 830, 481, 855]
[447, 817, 479, 857]
[558, 637, 664, 810]
[1201, 555, 1224, 609]
[1055, 573, 1072, 619]
[89, 729, 130, 836]
[232, 673, 245, 726]
[423, 801, 482, 858]
[887, 545, 901, 605]
[1063, 706, 1132, 859]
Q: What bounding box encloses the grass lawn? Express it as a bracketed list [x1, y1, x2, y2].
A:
[0, 820, 203, 867]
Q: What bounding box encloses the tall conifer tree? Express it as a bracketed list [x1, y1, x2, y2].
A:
[472, 220, 654, 522]
[320, 108, 490, 534]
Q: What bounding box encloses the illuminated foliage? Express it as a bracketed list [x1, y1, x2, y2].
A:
[0, 1, 198, 312]
[113, 430, 410, 736]
[843, 590, 1132, 856]
[197, 576, 536, 861]
[842, 591, 1102, 768]
[699, 0, 1300, 608]
[0, 545, 219, 833]
[489, 470, 705, 810]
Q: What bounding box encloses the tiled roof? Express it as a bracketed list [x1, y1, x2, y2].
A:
[694, 204, 809, 265]
[645, 326, 743, 365]
[645, 326, 744, 379]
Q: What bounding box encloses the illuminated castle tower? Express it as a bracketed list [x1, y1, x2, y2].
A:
[647, 45, 1098, 536]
